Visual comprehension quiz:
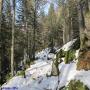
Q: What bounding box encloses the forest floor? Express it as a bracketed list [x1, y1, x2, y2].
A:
[1, 40, 90, 90]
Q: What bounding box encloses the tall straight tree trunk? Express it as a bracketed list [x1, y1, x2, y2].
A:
[0, 0, 3, 44]
[25, 21, 29, 60]
[32, 11, 36, 60]
[62, 4, 67, 44]
[62, 4, 71, 44]
[23, 0, 29, 61]
[63, 18, 67, 44]
[26, 22, 29, 59]
[0, 0, 2, 29]
[79, 2, 86, 49]
[85, 0, 89, 13]
[10, 0, 15, 76]
[68, 0, 79, 39]
[0, 0, 3, 84]
[32, 0, 37, 60]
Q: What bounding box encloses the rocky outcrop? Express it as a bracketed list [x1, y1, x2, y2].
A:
[77, 50, 90, 70]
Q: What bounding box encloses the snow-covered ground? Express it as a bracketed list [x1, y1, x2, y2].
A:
[1, 40, 90, 90]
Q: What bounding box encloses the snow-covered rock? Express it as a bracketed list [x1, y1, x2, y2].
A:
[57, 39, 77, 52]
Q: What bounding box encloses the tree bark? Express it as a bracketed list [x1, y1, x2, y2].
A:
[63, 4, 72, 44]
[0, 0, 3, 84]
[79, 2, 86, 49]
[10, 0, 15, 76]
[85, 0, 89, 13]
[62, 4, 68, 44]
[32, 0, 37, 60]
[68, 0, 79, 39]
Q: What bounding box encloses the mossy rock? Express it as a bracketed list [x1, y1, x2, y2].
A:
[51, 59, 60, 76]
[51, 49, 65, 76]
[57, 49, 65, 58]
[65, 50, 75, 64]
[56, 49, 65, 62]
[71, 38, 80, 50]
[56, 49, 75, 64]
[59, 80, 89, 90]
[67, 80, 89, 90]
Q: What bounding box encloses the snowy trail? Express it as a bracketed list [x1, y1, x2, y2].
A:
[2, 60, 52, 90]
[26, 61, 52, 77]
[59, 64, 72, 87]
[58, 63, 77, 88]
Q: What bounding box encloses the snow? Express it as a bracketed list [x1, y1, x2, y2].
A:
[58, 62, 90, 89]
[2, 58, 57, 90]
[25, 61, 52, 78]
[75, 70, 90, 89]
[75, 49, 80, 59]
[59, 39, 76, 51]
[58, 62, 77, 88]
[62, 39, 77, 51]
[2, 76, 26, 87]
[1, 40, 90, 90]
[1, 48, 56, 90]
[35, 48, 50, 61]
[19, 76, 58, 90]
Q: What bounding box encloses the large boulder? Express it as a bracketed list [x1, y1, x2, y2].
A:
[77, 50, 90, 70]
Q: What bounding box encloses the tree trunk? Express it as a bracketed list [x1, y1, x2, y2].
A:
[23, 0, 30, 60]
[0, 0, 3, 84]
[62, 4, 68, 44]
[63, 18, 67, 44]
[79, 2, 86, 49]
[62, 3, 72, 44]
[32, 1, 37, 60]
[10, 0, 15, 76]
[68, 0, 79, 39]
[85, 0, 89, 13]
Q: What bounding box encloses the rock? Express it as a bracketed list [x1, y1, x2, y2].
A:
[85, 40, 90, 47]
[77, 50, 90, 70]
[77, 60, 90, 70]
[51, 59, 60, 76]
